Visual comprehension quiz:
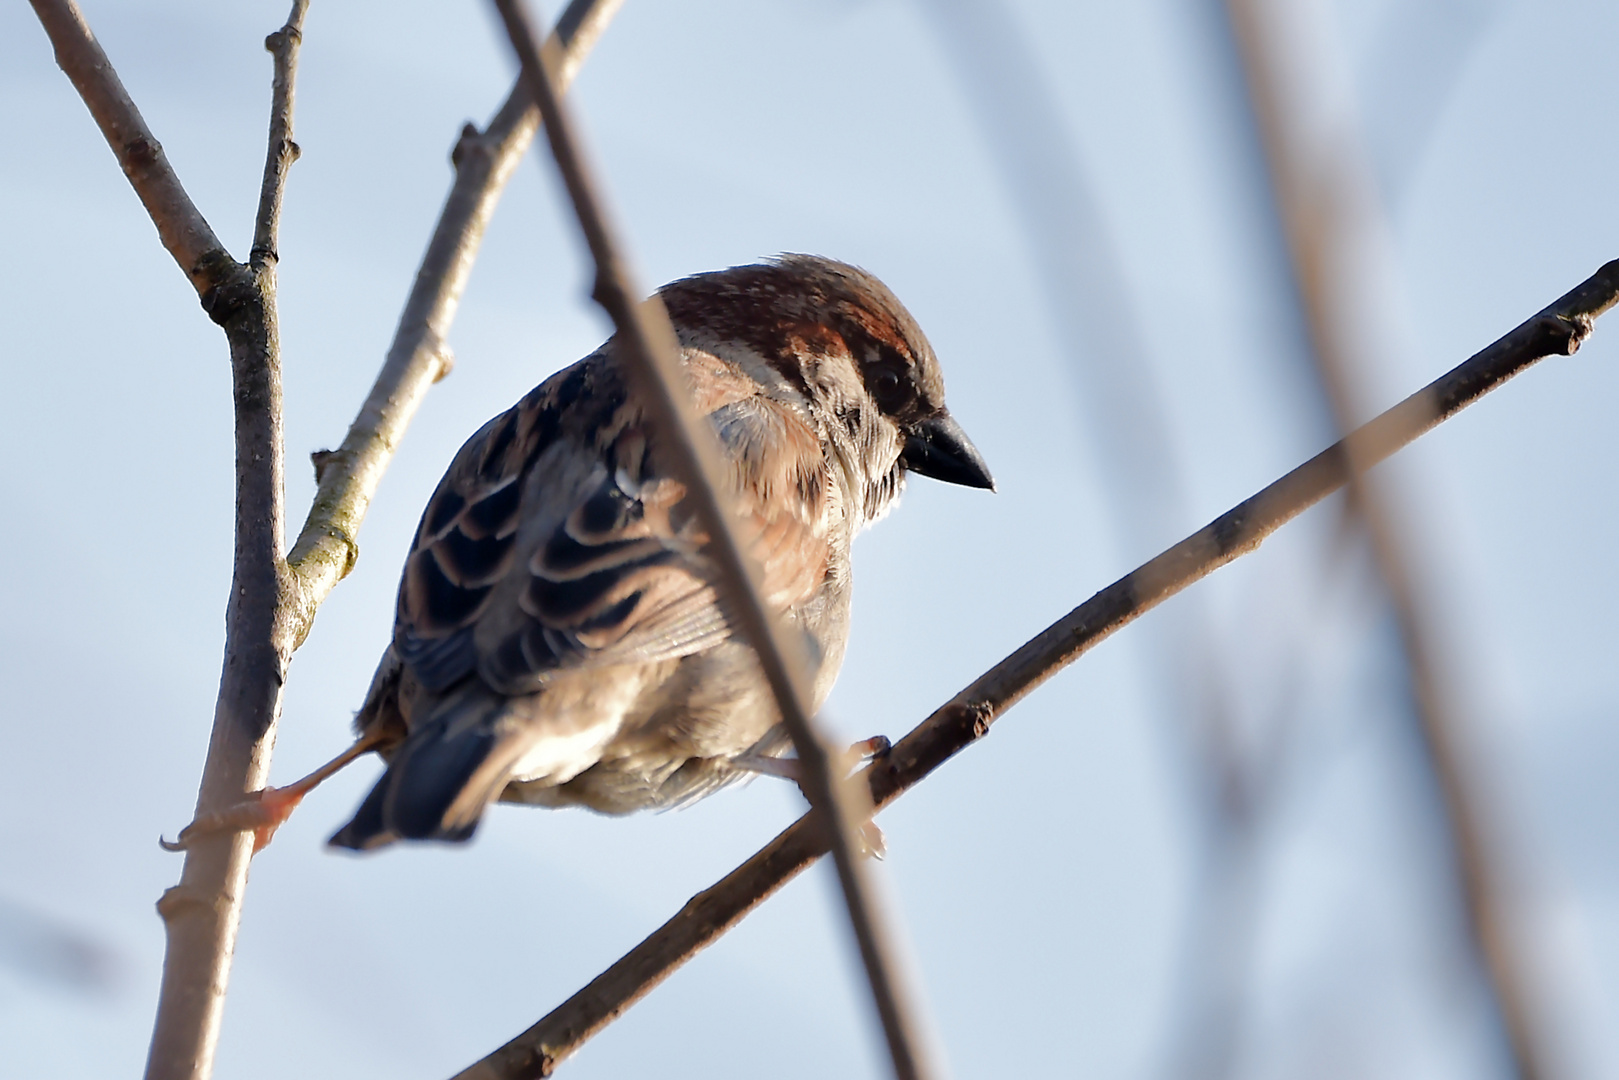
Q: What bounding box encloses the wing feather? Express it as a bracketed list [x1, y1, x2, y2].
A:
[393, 349, 833, 701]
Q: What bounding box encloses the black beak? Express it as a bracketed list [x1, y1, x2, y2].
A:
[902, 412, 995, 491]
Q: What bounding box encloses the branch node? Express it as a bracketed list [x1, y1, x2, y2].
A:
[330, 526, 360, 578]
[451, 122, 484, 167]
[588, 266, 615, 311]
[962, 700, 994, 740]
[198, 265, 261, 328]
[1555, 312, 1594, 355]
[155, 885, 218, 923]
[188, 247, 236, 293]
[310, 447, 338, 483]
[433, 343, 457, 382]
[122, 134, 159, 169]
[265, 25, 302, 52]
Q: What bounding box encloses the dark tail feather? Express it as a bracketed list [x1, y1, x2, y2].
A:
[329, 690, 524, 851]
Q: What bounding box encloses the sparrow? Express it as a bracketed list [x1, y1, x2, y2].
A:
[166, 255, 994, 853]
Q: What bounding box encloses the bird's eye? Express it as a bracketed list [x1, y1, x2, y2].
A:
[869, 367, 905, 408]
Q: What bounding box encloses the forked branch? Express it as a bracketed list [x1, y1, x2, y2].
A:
[28, 2, 623, 1079]
[454, 261, 1619, 1079]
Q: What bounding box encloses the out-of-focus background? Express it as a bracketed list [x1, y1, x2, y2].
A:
[3, 0, 1617, 1077]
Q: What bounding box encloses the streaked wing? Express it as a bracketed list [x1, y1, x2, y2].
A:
[393, 350, 832, 698]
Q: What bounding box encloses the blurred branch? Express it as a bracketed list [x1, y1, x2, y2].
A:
[922, 6, 1466, 1072]
[454, 260, 1619, 1080]
[1361, 0, 1500, 209]
[283, 0, 623, 640]
[919, 0, 1185, 540]
[487, 2, 938, 1078]
[918, 5, 1273, 1074]
[1222, 2, 1556, 1077]
[0, 896, 122, 996]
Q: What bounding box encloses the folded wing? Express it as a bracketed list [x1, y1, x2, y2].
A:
[394, 348, 833, 710]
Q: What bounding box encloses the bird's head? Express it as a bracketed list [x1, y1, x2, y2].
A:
[660, 254, 994, 526]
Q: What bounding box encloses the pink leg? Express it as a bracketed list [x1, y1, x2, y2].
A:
[729, 735, 891, 858]
[730, 734, 892, 782]
[160, 734, 381, 854]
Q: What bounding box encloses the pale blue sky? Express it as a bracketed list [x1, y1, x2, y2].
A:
[2, 1, 1617, 1078]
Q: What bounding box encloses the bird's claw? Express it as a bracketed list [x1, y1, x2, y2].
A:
[847, 737, 889, 859]
[858, 820, 887, 860]
[845, 734, 891, 771]
[158, 786, 308, 854]
[726, 735, 889, 858]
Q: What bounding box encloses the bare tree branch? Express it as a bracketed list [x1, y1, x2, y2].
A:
[1221, 2, 1555, 1076]
[453, 259, 1619, 1080]
[486, 3, 941, 1077]
[252, 7, 307, 266]
[140, 5, 308, 1076]
[26, 0, 230, 296]
[283, 0, 624, 640]
[29, 1, 622, 1077]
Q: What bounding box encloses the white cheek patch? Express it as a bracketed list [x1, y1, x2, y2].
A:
[859, 471, 905, 532]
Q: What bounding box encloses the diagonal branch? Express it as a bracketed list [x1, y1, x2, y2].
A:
[487, 3, 940, 1078]
[283, 0, 624, 642]
[27, 0, 230, 296]
[453, 260, 1619, 1080]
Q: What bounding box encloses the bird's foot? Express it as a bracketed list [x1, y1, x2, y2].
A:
[159, 784, 308, 854]
[838, 736, 889, 858]
[159, 734, 383, 854]
[731, 735, 890, 858]
[731, 733, 891, 783]
[844, 735, 892, 771]
[857, 819, 888, 860]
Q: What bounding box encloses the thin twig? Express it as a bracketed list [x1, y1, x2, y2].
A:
[252, 3, 308, 266]
[487, 2, 939, 1078]
[282, 0, 624, 641]
[453, 260, 1619, 1080]
[1221, 3, 1555, 1077]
